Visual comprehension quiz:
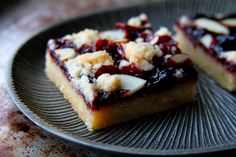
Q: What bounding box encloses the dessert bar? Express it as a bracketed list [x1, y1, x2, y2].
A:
[46, 14, 197, 131]
[175, 14, 236, 91]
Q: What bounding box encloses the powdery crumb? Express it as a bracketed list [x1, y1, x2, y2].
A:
[96, 74, 121, 92]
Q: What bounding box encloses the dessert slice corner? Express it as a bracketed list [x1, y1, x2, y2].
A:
[175, 15, 236, 91]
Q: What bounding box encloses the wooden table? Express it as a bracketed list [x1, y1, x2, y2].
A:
[0, 0, 151, 156]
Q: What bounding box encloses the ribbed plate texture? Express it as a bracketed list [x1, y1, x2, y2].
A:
[8, 0, 236, 155]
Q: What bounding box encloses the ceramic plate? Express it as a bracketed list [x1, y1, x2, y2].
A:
[8, 0, 236, 155]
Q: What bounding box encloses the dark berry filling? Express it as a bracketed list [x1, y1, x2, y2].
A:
[115, 21, 152, 42]
[95, 39, 125, 64]
[120, 63, 144, 76]
[48, 40, 72, 81]
[177, 14, 236, 72]
[92, 90, 128, 110]
[54, 39, 76, 49]
[76, 44, 93, 54]
[95, 65, 118, 77]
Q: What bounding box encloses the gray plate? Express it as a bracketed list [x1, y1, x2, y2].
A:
[7, 0, 236, 155]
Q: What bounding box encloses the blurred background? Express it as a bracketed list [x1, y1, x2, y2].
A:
[0, 0, 154, 157]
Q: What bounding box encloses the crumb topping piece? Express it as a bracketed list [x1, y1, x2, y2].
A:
[123, 41, 162, 71]
[77, 50, 113, 67]
[72, 75, 97, 104]
[96, 74, 121, 92]
[65, 50, 114, 77]
[64, 29, 98, 48]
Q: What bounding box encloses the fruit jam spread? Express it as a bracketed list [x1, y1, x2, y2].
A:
[47, 14, 196, 110]
[176, 14, 236, 72]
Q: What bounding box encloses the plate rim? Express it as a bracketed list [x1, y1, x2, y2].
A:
[6, 0, 236, 155]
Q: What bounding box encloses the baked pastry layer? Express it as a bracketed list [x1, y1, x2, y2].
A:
[46, 53, 196, 130]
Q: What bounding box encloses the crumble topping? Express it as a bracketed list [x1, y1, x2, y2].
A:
[65, 50, 114, 77]
[64, 29, 99, 48]
[72, 75, 97, 104]
[96, 74, 121, 92]
[123, 41, 162, 71]
[76, 50, 114, 68]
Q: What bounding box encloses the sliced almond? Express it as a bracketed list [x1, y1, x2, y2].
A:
[55, 48, 76, 62]
[219, 51, 236, 63]
[195, 18, 229, 34]
[200, 34, 213, 48]
[99, 30, 125, 41]
[221, 18, 236, 27]
[118, 74, 146, 96]
[73, 29, 99, 48]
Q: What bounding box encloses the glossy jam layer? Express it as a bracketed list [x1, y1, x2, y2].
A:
[177, 14, 236, 72]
